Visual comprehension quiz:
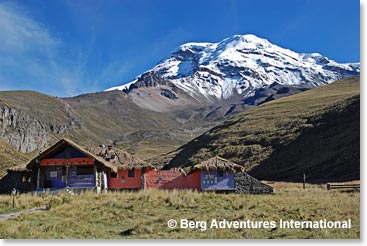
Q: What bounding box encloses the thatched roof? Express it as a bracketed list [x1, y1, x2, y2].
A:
[7, 164, 29, 172]
[87, 146, 154, 170]
[192, 156, 245, 173]
[171, 156, 245, 175]
[13, 138, 125, 173]
[10, 138, 154, 173]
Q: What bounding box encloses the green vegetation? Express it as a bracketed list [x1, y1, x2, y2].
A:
[0, 140, 29, 177]
[117, 140, 182, 161]
[0, 187, 359, 239]
[160, 77, 360, 182]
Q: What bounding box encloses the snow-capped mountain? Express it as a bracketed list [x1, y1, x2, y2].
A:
[107, 34, 359, 111]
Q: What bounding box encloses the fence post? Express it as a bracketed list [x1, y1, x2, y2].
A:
[11, 188, 17, 208]
[326, 183, 331, 191]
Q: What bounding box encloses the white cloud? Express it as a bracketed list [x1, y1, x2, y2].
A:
[0, 2, 60, 54]
[0, 2, 74, 95]
[0, 2, 104, 96]
[0, 2, 137, 97]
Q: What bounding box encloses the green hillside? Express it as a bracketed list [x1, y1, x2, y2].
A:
[0, 90, 70, 124]
[161, 77, 360, 183]
[0, 140, 29, 177]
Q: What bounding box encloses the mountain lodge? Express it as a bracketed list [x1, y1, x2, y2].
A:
[0, 138, 272, 194]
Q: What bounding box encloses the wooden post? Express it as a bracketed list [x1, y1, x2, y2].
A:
[36, 167, 40, 190]
[327, 183, 331, 191]
[66, 166, 69, 187]
[102, 170, 107, 192]
[12, 188, 16, 208]
[303, 173, 306, 190]
[141, 168, 145, 190]
[94, 165, 98, 189]
[66, 147, 70, 160]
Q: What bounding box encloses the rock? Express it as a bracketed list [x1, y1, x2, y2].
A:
[129, 71, 167, 90]
[0, 106, 50, 153]
[160, 89, 177, 100]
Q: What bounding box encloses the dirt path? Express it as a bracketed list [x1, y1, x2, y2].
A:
[0, 206, 48, 221]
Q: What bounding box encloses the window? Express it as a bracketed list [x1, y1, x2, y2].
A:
[128, 168, 135, 178]
[77, 166, 94, 175]
[62, 167, 67, 176]
[217, 170, 224, 178]
[50, 171, 58, 178]
[110, 171, 118, 178]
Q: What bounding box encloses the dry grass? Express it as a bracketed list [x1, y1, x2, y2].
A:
[0, 186, 359, 239]
[264, 181, 324, 190]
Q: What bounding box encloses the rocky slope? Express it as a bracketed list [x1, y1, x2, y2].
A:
[0, 91, 75, 153]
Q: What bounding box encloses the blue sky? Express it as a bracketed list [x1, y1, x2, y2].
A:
[0, 0, 360, 97]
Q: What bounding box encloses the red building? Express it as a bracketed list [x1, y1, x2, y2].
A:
[88, 145, 154, 190]
[143, 156, 245, 191]
[144, 169, 201, 190]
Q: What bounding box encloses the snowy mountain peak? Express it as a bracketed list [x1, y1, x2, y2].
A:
[223, 34, 272, 47]
[178, 42, 211, 52]
[106, 34, 360, 101]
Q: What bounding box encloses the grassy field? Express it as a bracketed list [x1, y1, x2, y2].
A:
[0, 185, 359, 239]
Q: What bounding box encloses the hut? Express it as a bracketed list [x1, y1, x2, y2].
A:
[88, 146, 155, 190]
[192, 156, 245, 191]
[13, 138, 118, 192]
[144, 156, 244, 191]
[0, 138, 159, 193]
[192, 156, 272, 193]
[0, 138, 153, 193]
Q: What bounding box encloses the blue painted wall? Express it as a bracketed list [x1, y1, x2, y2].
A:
[68, 166, 95, 188]
[200, 170, 235, 191]
[44, 166, 65, 188]
[44, 166, 95, 189]
[51, 147, 88, 159]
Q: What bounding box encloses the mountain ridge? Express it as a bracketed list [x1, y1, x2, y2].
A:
[107, 34, 359, 111]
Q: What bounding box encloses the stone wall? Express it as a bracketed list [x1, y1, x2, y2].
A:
[235, 172, 273, 194]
